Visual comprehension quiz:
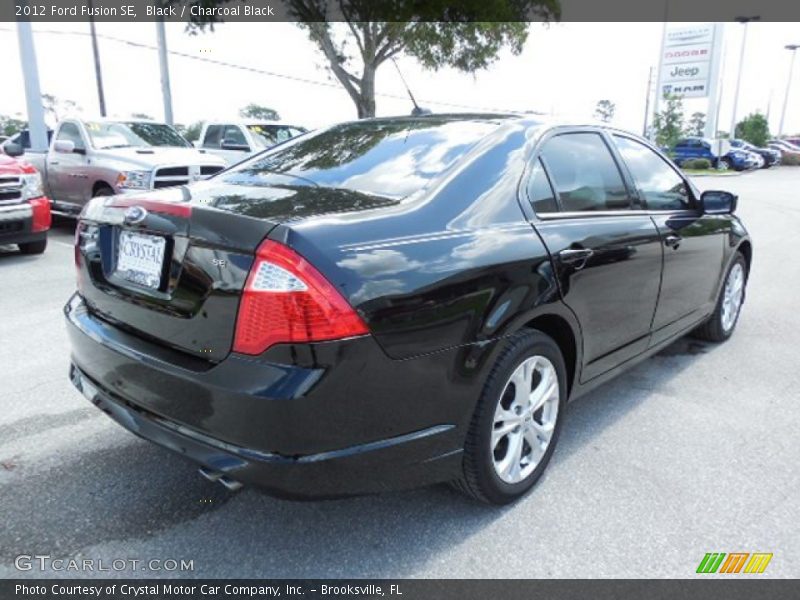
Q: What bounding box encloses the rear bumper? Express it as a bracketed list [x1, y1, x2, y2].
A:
[64, 294, 467, 498]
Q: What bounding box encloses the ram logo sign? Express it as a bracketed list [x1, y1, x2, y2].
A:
[696, 552, 773, 574]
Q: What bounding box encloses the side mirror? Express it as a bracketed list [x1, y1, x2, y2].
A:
[3, 141, 23, 157]
[701, 190, 737, 214]
[53, 140, 76, 154]
[220, 141, 249, 152]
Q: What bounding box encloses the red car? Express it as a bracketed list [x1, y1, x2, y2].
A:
[0, 153, 51, 254]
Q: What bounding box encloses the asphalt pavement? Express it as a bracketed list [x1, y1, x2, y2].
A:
[1, 168, 798, 578]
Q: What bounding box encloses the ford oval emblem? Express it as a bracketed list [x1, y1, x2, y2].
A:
[123, 206, 148, 225]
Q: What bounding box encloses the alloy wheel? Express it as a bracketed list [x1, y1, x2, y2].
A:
[491, 356, 560, 484]
[721, 263, 745, 332]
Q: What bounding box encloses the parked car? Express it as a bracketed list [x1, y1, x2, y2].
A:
[0, 152, 51, 254]
[784, 137, 800, 147]
[767, 140, 800, 165]
[67, 116, 751, 504]
[672, 137, 760, 171]
[729, 139, 780, 168]
[196, 120, 308, 165]
[1, 128, 54, 154]
[4, 119, 226, 215]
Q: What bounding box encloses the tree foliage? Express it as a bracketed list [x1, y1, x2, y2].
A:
[0, 115, 26, 137]
[686, 111, 706, 137]
[239, 104, 281, 121]
[735, 112, 771, 147]
[41, 94, 80, 124]
[653, 94, 685, 149]
[174, 0, 560, 118]
[593, 99, 615, 123]
[175, 121, 204, 143]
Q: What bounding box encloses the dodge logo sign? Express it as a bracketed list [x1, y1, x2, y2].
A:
[123, 206, 148, 225]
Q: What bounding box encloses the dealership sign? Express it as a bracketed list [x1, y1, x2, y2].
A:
[657, 24, 721, 99]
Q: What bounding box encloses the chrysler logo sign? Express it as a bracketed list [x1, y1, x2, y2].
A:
[123, 206, 148, 225]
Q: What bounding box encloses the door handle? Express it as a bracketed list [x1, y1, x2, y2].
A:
[558, 248, 594, 269]
[664, 234, 682, 249]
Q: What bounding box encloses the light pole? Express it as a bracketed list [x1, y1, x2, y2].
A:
[778, 44, 799, 137]
[87, 0, 107, 116]
[729, 16, 760, 138]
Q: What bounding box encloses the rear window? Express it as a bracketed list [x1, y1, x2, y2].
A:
[221, 118, 502, 199]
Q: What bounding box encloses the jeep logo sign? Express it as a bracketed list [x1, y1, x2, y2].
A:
[657, 23, 721, 99]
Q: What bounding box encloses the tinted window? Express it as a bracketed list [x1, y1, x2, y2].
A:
[224, 118, 501, 199]
[614, 136, 690, 211]
[540, 133, 629, 212]
[527, 158, 558, 214]
[222, 126, 248, 147]
[57, 122, 85, 150]
[203, 125, 224, 148]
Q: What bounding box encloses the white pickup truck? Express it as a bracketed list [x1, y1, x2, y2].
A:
[3, 118, 226, 215]
[196, 120, 307, 165]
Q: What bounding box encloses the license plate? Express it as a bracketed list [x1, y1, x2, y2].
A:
[116, 230, 166, 289]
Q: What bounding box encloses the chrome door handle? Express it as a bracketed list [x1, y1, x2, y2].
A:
[664, 234, 682, 249]
[558, 248, 594, 269]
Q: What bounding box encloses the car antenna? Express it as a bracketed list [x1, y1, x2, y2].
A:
[391, 58, 430, 116]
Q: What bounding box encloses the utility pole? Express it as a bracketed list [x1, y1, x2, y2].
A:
[643, 66, 653, 137]
[88, 0, 107, 116]
[15, 20, 48, 152]
[778, 44, 799, 137]
[729, 16, 760, 138]
[156, 19, 174, 125]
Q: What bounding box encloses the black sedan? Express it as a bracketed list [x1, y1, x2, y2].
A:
[66, 115, 751, 505]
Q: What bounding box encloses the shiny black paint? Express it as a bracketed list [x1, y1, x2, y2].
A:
[69, 115, 751, 497]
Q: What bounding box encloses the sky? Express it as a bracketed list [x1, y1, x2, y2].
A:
[1, 21, 799, 136]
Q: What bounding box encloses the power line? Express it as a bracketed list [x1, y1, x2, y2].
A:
[0, 26, 519, 114]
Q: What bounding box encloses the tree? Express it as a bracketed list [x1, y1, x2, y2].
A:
[686, 112, 706, 137]
[239, 104, 280, 121]
[175, 121, 203, 143]
[593, 99, 615, 123]
[41, 93, 80, 124]
[131, 112, 155, 120]
[0, 115, 26, 137]
[735, 112, 770, 147]
[653, 94, 685, 149]
[175, 1, 561, 118]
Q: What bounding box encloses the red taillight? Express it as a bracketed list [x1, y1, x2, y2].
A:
[29, 197, 51, 233]
[233, 240, 369, 355]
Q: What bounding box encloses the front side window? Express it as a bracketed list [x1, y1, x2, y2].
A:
[540, 132, 630, 212]
[222, 126, 248, 147]
[614, 135, 690, 211]
[57, 122, 85, 150]
[203, 125, 224, 148]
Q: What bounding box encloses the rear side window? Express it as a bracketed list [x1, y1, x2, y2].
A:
[614, 136, 690, 211]
[203, 125, 224, 148]
[540, 133, 630, 212]
[527, 159, 558, 214]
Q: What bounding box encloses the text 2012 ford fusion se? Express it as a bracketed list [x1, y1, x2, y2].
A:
[66, 115, 751, 504]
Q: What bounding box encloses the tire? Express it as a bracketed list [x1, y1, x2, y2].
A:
[719, 157, 732, 170]
[693, 253, 747, 343]
[93, 184, 114, 197]
[18, 238, 47, 255]
[454, 329, 567, 505]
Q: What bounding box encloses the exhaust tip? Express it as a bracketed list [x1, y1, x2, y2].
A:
[198, 466, 222, 482]
[199, 467, 243, 491]
[219, 476, 244, 492]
